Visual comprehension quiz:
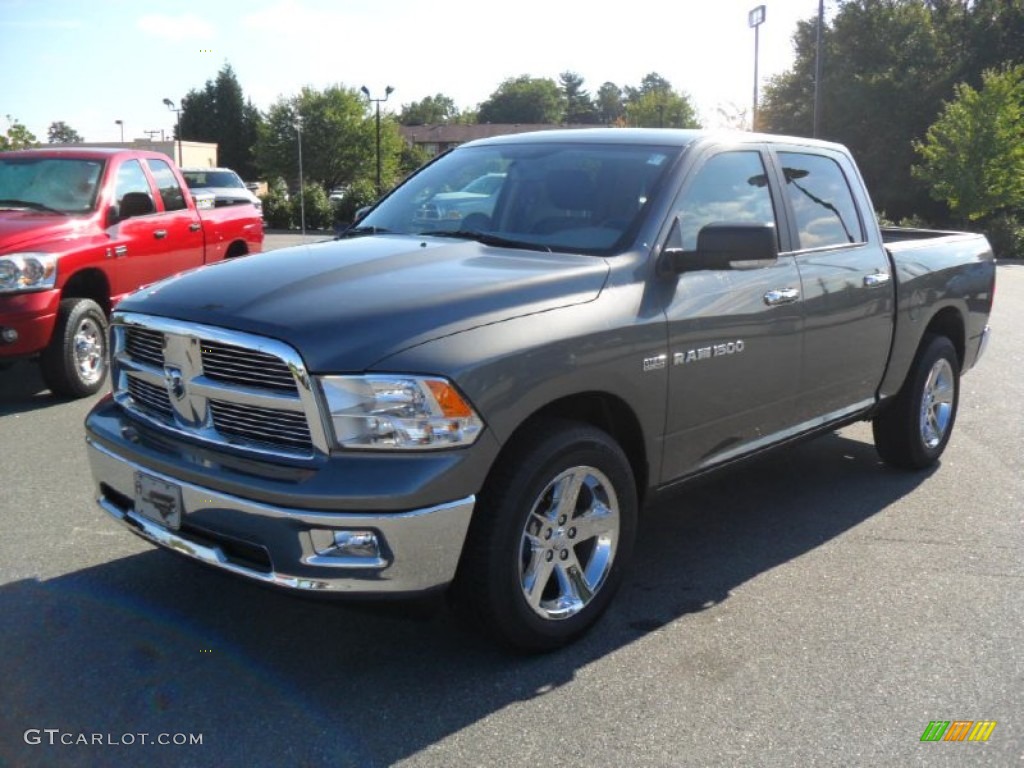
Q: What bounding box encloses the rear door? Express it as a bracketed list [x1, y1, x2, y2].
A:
[144, 157, 205, 272]
[660, 145, 804, 481]
[772, 147, 894, 423]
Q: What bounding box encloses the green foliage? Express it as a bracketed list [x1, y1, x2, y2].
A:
[179, 63, 262, 179]
[260, 178, 293, 230]
[399, 94, 459, 125]
[982, 212, 1024, 259]
[0, 116, 37, 150]
[560, 71, 599, 124]
[399, 142, 431, 179]
[47, 121, 82, 143]
[913, 65, 1024, 221]
[596, 82, 625, 125]
[622, 73, 700, 128]
[293, 182, 333, 230]
[332, 178, 378, 226]
[478, 76, 564, 123]
[256, 85, 401, 199]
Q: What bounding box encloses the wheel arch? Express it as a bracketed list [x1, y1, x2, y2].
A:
[225, 240, 249, 259]
[923, 306, 965, 369]
[61, 268, 112, 315]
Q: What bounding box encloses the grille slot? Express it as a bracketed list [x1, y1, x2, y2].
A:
[200, 340, 298, 393]
[125, 327, 165, 368]
[126, 376, 174, 422]
[209, 400, 312, 450]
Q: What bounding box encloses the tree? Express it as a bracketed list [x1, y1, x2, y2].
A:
[478, 76, 563, 124]
[179, 63, 263, 179]
[560, 71, 599, 124]
[913, 65, 1024, 222]
[255, 85, 403, 197]
[47, 121, 82, 144]
[0, 116, 36, 150]
[622, 73, 700, 128]
[596, 82, 625, 125]
[399, 94, 460, 125]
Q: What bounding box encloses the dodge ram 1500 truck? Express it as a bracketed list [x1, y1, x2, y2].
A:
[0, 147, 264, 397]
[84, 130, 994, 650]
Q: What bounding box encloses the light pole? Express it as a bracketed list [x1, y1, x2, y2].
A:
[162, 98, 182, 165]
[294, 113, 306, 237]
[748, 5, 766, 131]
[813, 0, 824, 137]
[115, 119, 124, 142]
[360, 85, 394, 197]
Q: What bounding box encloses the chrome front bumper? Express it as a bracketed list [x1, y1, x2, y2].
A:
[86, 438, 475, 594]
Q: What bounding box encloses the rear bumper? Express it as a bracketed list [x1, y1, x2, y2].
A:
[0, 289, 60, 358]
[87, 438, 476, 595]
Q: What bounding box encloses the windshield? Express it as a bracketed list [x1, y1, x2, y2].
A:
[0, 157, 105, 214]
[357, 142, 679, 255]
[182, 170, 245, 189]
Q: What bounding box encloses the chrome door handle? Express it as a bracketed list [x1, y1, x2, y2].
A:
[113, 245, 128, 257]
[189, 222, 201, 232]
[763, 288, 800, 306]
[154, 229, 168, 239]
[863, 272, 891, 287]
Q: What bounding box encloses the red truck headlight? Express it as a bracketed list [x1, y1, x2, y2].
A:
[0, 253, 58, 293]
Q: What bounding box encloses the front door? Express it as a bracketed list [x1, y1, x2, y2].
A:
[661, 147, 804, 482]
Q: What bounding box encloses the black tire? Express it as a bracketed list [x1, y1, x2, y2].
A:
[39, 298, 108, 398]
[872, 334, 959, 470]
[454, 420, 637, 652]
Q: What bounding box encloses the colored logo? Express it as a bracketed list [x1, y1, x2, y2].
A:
[920, 721, 997, 742]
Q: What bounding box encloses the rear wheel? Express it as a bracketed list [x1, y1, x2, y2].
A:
[40, 298, 108, 398]
[455, 420, 637, 652]
[872, 334, 959, 469]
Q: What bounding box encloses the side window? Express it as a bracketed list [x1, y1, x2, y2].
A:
[677, 151, 777, 250]
[146, 158, 187, 211]
[114, 160, 152, 209]
[778, 152, 864, 249]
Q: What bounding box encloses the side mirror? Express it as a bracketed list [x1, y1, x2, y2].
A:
[353, 205, 371, 223]
[660, 221, 778, 274]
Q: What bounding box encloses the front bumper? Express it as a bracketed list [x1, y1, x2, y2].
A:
[86, 437, 477, 595]
[0, 289, 60, 358]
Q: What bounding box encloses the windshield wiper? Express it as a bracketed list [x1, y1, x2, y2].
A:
[0, 198, 66, 214]
[420, 230, 550, 252]
[336, 225, 391, 238]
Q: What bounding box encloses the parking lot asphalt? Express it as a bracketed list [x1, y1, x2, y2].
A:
[0, 264, 1021, 767]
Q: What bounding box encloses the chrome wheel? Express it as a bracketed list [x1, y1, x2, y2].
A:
[919, 358, 954, 449]
[73, 316, 105, 385]
[519, 465, 620, 621]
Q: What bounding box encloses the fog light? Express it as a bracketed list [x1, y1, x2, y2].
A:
[308, 529, 386, 568]
[1, 327, 17, 344]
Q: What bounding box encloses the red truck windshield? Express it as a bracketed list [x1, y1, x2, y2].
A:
[0, 156, 105, 214]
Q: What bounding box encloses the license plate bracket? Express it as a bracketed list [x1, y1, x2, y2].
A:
[134, 472, 183, 531]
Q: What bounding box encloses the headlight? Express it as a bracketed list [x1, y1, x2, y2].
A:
[319, 375, 484, 450]
[0, 253, 58, 293]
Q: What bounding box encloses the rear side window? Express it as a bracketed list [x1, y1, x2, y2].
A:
[778, 152, 864, 249]
[146, 158, 187, 211]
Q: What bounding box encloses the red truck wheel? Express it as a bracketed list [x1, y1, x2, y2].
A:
[40, 298, 109, 398]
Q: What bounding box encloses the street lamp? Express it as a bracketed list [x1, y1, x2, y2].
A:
[162, 98, 182, 165]
[748, 5, 766, 130]
[813, 0, 824, 137]
[294, 114, 306, 238]
[360, 85, 394, 196]
[115, 119, 124, 143]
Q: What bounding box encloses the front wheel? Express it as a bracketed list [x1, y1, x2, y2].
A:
[454, 420, 637, 652]
[40, 298, 108, 398]
[872, 334, 959, 470]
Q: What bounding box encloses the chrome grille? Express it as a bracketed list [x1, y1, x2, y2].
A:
[126, 377, 174, 422]
[125, 327, 165, 368]
[112, 313, 327, 459]
[209, 400, 312, 450]
[200, 340, 297, 393]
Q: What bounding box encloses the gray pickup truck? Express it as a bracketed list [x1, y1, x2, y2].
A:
[84, 129, 995, 651]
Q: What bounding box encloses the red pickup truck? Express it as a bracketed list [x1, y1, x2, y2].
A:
[0, 147, 263, 397]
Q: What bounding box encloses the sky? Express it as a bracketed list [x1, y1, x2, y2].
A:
[1, 0, 829, 144]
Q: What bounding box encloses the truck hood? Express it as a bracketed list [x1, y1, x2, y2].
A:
[0, 210, 90, 252]
[122, 235, 610, 372]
